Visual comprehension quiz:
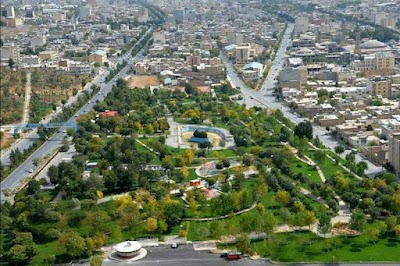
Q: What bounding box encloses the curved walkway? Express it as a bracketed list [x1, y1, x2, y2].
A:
[181, 201, 257, 221]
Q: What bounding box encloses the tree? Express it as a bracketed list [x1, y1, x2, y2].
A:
[356, 161, 368, 176]
[394, 225, 400, 237]
[349, 209, 367, 232]
[209, 221, 223, 240]
[57, 231, 86, 258]
[236, 234, 253, 255]
[275, 190, 291, 206]
[334, 145, 345, 155]
[279, 126, 290, 142]
[8, 245, 28, 264]
[313, 150, 326, 165]
[184, 149, 194, 165]
[304, 210, 317, 229]
[365, 227, 380, 244]
[317, 213, 332, 237]
[294, 121, 313, 140]
[8, 58, 15, 68]
[146, 217, 158, 232]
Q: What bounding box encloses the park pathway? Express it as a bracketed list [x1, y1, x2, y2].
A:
[21, 72, 32, 125]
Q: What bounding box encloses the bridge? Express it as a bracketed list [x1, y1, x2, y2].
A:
[1, 122, 78, 135]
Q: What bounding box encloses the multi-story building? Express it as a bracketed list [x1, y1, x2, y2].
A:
[69, 61, 92, 75]
[388, 131, 400, 175]
[0, 44, 21, 66]
[89, 50, 107, 65]
[235, 44, 252, 63]
[367, 76, 392, 98]
[352, 52, 395, 74]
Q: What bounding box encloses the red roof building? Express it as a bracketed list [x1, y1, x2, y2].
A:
[98, 110, 118, 117]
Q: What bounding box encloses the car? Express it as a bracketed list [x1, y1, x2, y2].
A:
[74, 115, 78, 117]
[28, 169, 34, 174]
[84, 109, 88, 112]
[171, 243, 178, 248]
[220, 253, 228, 258]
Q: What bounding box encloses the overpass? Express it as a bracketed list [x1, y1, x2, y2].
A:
[1, 122, 78, 135]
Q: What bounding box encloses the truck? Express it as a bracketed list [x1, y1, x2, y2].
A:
[226, 252, 242, 260]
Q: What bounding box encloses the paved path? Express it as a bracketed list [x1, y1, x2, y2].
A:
[181, 201, 257, 221]
[21, 72, 31, 125]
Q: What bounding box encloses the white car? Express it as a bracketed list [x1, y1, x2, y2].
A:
[28, 169, 34, 173]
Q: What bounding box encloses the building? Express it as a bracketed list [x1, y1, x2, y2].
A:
[294, 16, 309, 34]
[242, 62, 264, 80]
[235, 44, 252, 63]
[69, 61, 92, 75]
[30, 35, 46, 47]
[0, 44, 21, 66]
[79, 6, 92, 20]
[115, 241, 143, 258]
[388, 132, 400, 176]
[153, 31, 166, 44]
[352, 51, 395, 75]
[174, 9, 185, 24]
[367, 76, 392, 98]
[89, 50, 107, 65]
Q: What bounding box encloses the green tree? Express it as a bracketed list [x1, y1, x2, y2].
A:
[334, 145, 345, 155]
[275, 190, 291, 206]
[294, 121, 313, 140]
[57, 231, 86, 258]
[8, 58, 15, 68]
[236, 234, 253, 255]
[313, 150, 326, 165]
[317, 213, 332, 237]
[349, 209, 367, 232]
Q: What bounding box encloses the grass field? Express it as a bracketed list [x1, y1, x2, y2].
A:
[248, 230, 400, 262]
[290, 159, 322, 184]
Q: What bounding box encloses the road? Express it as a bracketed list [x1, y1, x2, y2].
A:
[222, 22, 382, 178]
[0, 28, 152, 202]
[103, 245, 267, 266]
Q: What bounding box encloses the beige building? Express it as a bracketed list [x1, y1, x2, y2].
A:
[353, 52, 395, 75]
[235, 44, 252, 63]
[0, 44, 21, 66]
[367, 76, 392, 98]
[89, 50, 107, 65]
[388, 132, 400, 176]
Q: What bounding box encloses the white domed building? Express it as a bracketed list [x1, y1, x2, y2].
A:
[115, 241, 142, 257]
[110, 241, 147, 261]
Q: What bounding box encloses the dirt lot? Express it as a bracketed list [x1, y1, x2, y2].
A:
[0, 133, 14, 150]
[128, 75, 161, 88]
[182, 132, 222, 147]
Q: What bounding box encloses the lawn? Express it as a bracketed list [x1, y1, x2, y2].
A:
[248, 231, 400, 262]
[31, 241, 63, 265]
[290, 159, 322, 184]
[306, 149, 357, 180]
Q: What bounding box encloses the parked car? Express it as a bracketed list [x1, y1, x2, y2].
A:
[226, 252, 242, 260]
[171, 243, 178, 248]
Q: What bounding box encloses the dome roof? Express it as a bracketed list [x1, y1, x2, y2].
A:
[115, 241, 142, 253]
[360, 40, 386, 49]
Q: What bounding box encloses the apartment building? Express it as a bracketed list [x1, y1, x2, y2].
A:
[0, 44, 21, 66]
[353, 52, 395, 73]
[367, 76, 392, 98]
[89, 50, 107, 65]
[388, 131, 400, 175]
[235, 44, 252, 63]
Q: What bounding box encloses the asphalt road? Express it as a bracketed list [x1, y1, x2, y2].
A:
[0, 28, 152, 202]
[103, 245, 268, 266]
[222, 22, 383, 178]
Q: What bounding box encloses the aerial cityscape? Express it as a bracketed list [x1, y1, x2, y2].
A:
[0, 0, 400, 265]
